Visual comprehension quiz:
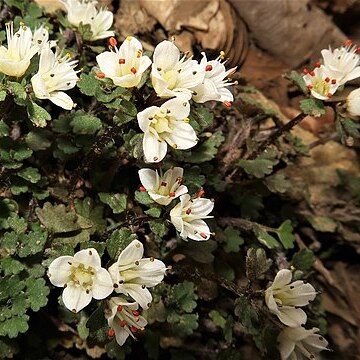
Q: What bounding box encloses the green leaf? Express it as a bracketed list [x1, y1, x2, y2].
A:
[209, 310, 226, 329]
[148, 220, 168, 239]
[246, 248, 272, 281]
[337, 169, 360, 197]
[190, 107, 214, 132]
[307, 215, 337, 232]
[25, 277, 49, 312]
[106, 228, 137, 260]
[70, 113, 102, 135]
[17, 167, 41, 183]
[237, 157, 277, 178]
[299, 98, 325, 117]
[27, 101, 51, 127]
[74, 197, 106, 234]
[145, 207, 162, 218]
[77, 73, 99, 96]
[168, 281, 198, 313]
[253, 224, 280, 249]
[223, 226, 244, 253]
[25, 129, 52, 151]
[78, 22, 93, 41]
[105, 339, 131, 360]
[0, 258, 25, 276]
[0, 120, 9, 137]
[0, 337, 19, 359]
[166, 312, 198, 336]
[17, 226, 48, 257]
[0, 314, 29, 338]
[264, 173, 291, 193]
[35, 202, 82, 234]
[7, 82, 26, 105]
[182, 239, 217, 263]
[288, 70, 308, 93]
[99, 193, 127, 214]
[276, 220, 295, 249]
[0, 90, 7, 102]
[182, 166, 206, 194]
[134, 190, 154, 205]
[234, 295, 259, 332]
[187, 132, 224, 163]
[291, 249, 315, 271]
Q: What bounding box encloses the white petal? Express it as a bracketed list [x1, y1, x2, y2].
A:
[92, 268, 113, 299]
[62, 284, 92, 313]
[143, 131, 167, 163]
[347, 88, 360, 116]
[138, 168, 157, 191]
[48, 256, 73, 286]
[117, 240, 144, 266]
[272, 269, 292, 289]
[277, 307, 307, 327]
[148, 192, 172, 206]
[137, 106, 159, 133]
[124, 283, 152, 309]
[186, 219, 211, 241]
[160, 98, 190, 120]
[49, 91, 74, 110]
[96, 51, 119, 78]
[153, 40, 180, 71]
[162, 121, 197, 150]
[278, 331, 296, 360]
[112, 319, 130, 346]
[73, 248, 101, 269]
[190, 198, 214, 217]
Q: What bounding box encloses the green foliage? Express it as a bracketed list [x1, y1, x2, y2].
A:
[246, 248, 272, 281]
[223, 226, 244, 253]
[299, 98, 325, 117]
[27, 101, 51, 127]
[106, 228, 138, 259]
[70, 112, 103, 135]
[99, 193, 127, 214]
[288, 70, 308, 93]
[291, 249, 315, 271]
[238, 156, 278, 178]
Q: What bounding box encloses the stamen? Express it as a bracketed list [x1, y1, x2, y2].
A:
[327, 93, 333, 98]
[309, 71, 315, 76]
[205, 65, 213, 71]
[169, 192, 176, 197]
[161, 181, 167, 187]
[315, 61, 321, 68]
[136, 49, 143, 58]
[108, 37, 117, 47]
[307, 85, 313, 89]
[325, 77, 330, 82]
[172, 144, 178, 149]
[135, 261, 139, 265]
[200, 232, 207, 239]
[223, 101, 232, 108]
[186, 208, 191, 215]
[132, 310, 140, 316]
[198, 189, 205, 197]
[119, 58, 126, 64]
[130, 67, 137, 74]
[345, 39, 352, 47]
[96, 72, 105, 79]
[117, 305, 123, 311]
[150, 257, 154, 262]
[303, 68, 308, 75]
[126, 36, 132, 41]
[120, 320, 126, 327]
[130, 326, 138, 333]
[139, 186, 146, 192]
[331, 79, 336, 84]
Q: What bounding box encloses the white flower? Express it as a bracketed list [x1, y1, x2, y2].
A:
[0, 22, 39, 77]
[48, 248, 113, 313]
[108, 240, 166, 309]
[170, 193, 214, 241]
[31, 46, 79, 110]
[61, 0, 114, 41]
[35, 0, 64, 13]
[151, 40, 205, 100]
[265, 269, 317, 327]
[278, 327, 329, 360]
[105, 296, 147, 346]
[138, 167, 188, 206]
[191, 53, 236, 104]
[96, 36, 151, 88]
[137, 98, 197, 163]
[321, 40, 360, 85]
[346, 88, 360, 117]
[32, 25, 57, 52]
[302, 65, 340, 100]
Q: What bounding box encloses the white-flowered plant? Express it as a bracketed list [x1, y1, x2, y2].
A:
[321, 40, 360, 86]
[151, 40, 205, 100]
[31, 46, 79, 110]
[346, 88, 360, 117]
[48, 248, 113, 313]
[108, 240, 166, 309]
[61, 0, 114, 41]
[265, 269, 317, 327]
[170, 193, 214, 241]
[32, 25, 50, 51]
[277, 327, 329, 360]
[138, 167, 188, 206]
[303, 65, 339, 100]
[137, 98, 197, 163]
[191, 52, 236, 104]
[0, 22, 39, 77]
[96, 36, 151, 88]
[35, 0, 64, 13]
[105, 296, 147, 346]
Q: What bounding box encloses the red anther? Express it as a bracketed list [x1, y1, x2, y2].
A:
[186, 208, 191, 215]
[96, 72, 105, 79]
[119, 58, 126, 64]
[198, 189, 205, 198]
[325, 77, 330, 82]
[109, 37, 117, 47]
[120, 320, 127, 327]
[205, 64, 213, 71]
[309, 71, 315, 77]
[200, 232, 207, 239]
[327, 93, 333, 98]
[117, 305, 123, 311]
[136, 49, 143, 58]
[130, 326, 138, 333]
[130, 67, 137, 74]
[345, 39, 352, 47]
[356, 47, 360, 54]
[169, 192, 176, 197]
[139, 186, 146, 192]
[303, 68, 308, 75]
[223, 101, 232, 108]
[132, 310, 140, 316]
[307, 85, 313, 89]
[315, 61, 321, 68]
[230, 69, 236, 75]
[331, 79, 337, 84]
[108, 329, 115, 337]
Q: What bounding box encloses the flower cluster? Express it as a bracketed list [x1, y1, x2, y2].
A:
[303, 40, 360, 117]
[96, 38, 236, 163]
[48, 241, 166, 346]
[265, 269, 329, 359]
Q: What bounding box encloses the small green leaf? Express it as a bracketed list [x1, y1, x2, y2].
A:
[25, 277, 49, 312]
[78, 22, 93, 41]
[190, 107, 214, 132]
[187, 132, 224, 163]
[288, 70, 308, 93]
[253, 224, 280, 249]
[145, 207, 162, 218]
[234, 295, 259, 332]
[0, 120, 9, 137]
[223, 226, 244, 253]
[0, 314, 29, 338]
[209, 310, 226, 329]
[17, 167, 41, 183]
[70, 113, 102, 135]
[106, 228, 137, 260]
[291, 249, 315, 271]
[148, 220, 168, 239]
[237, 157, 277, 178]
[299, 98, 325, 117]
[99, 193, 127, 214]
[25, 129, 52, 151]
[134, 190, 155, 205]
[307, 215, 337, 232]
[264, 173, 291, 193]
[0, 258, 25, 276]
[168, 281, 198, 313]
[246, 248, 272, 281]
[27, 101, 51, 127]
[276, 220, 295, 249]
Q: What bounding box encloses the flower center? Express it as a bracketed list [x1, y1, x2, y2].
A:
[151, 113, 171, 134]
[69, 263, 95, 287]
[312, 78, 330, 96]
[162, 70, 178, 90]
